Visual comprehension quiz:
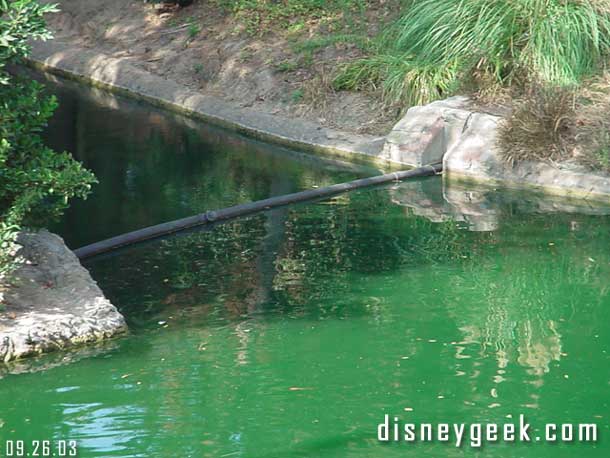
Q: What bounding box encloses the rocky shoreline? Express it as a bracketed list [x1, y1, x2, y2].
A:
[384, 97, 610, 201]
[0, 230, 127, 364]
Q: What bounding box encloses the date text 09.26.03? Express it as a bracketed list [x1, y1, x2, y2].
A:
[2, 440, 77, 457]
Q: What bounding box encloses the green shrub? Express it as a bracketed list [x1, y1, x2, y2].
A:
[589, 133, 610, 170]
[1, 1, 97, 275]
[187, 22, 200, 39]
[292, 33, 370, 54]
[335, 0, 610, 108]
[276, 60, 298, 73]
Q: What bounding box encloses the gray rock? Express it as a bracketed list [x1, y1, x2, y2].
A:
[384, 96, 610, 200]
[382, 96, 472, 166]
[443, 113, 610, 201]
[0, 230, 127, 363]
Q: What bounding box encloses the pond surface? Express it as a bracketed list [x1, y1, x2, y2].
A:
[1, 74, 609, 458]
[40, 73, 373, 248]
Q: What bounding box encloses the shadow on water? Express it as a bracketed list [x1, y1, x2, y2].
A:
[26, 68, 378, 249]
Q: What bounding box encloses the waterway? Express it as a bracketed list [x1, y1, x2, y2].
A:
[0, 73, 608, 458]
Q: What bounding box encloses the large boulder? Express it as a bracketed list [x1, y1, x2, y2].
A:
[0, 230, 127, 363]
[382, 96, 472, 166]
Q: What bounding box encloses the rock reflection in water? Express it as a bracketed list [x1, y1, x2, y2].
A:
[391, 177, 610, 232]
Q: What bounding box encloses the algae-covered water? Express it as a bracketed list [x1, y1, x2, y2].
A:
[0, 75, 608, 458]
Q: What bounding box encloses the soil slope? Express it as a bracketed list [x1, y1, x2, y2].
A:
[43, 0, 396, 135]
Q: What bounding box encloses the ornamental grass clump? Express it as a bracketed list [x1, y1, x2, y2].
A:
[498, 78, 610, 171]
[497, 86, 576, 166]
[334, 0, 610, 107]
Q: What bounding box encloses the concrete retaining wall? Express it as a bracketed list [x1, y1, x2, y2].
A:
[27, 40, 389, 168]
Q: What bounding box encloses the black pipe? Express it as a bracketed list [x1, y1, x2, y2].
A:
[75, 163, 442, 259]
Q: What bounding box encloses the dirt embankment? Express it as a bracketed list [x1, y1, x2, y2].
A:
[43, 0, 396, 135]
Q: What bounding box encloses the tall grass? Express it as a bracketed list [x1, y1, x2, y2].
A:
[334, 0, 610, 107]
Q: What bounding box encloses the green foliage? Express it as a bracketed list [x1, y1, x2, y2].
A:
[0, 1, 96, 274]
[335, 0, 610, 108]
[334, 53, 462, 107]
[592, 135, 610, 170]
[187, 22, 200, 39]
[290, 88, 304, 103]
[276, 60, 298, 73]
[291, 33, 370, 54]
[0, 0, 58, 84]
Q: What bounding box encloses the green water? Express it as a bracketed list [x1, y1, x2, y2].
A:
[1, 75, 609, 458]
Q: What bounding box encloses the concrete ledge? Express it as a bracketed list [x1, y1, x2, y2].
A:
[0, 230, 127, 363]
[27, 39, 610, 200]
[27, 39, 390, 168]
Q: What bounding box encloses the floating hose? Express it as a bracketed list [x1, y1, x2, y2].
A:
[75, 162, 442, 259]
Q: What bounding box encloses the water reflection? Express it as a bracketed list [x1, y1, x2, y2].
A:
[0, 341, 121, 379]
[35, 70, 374, 248]
[88, 179, 610, 408]
[392, 178, 610, 232]
[3, 73, 608, 458]
[386, 179, 610, 396]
